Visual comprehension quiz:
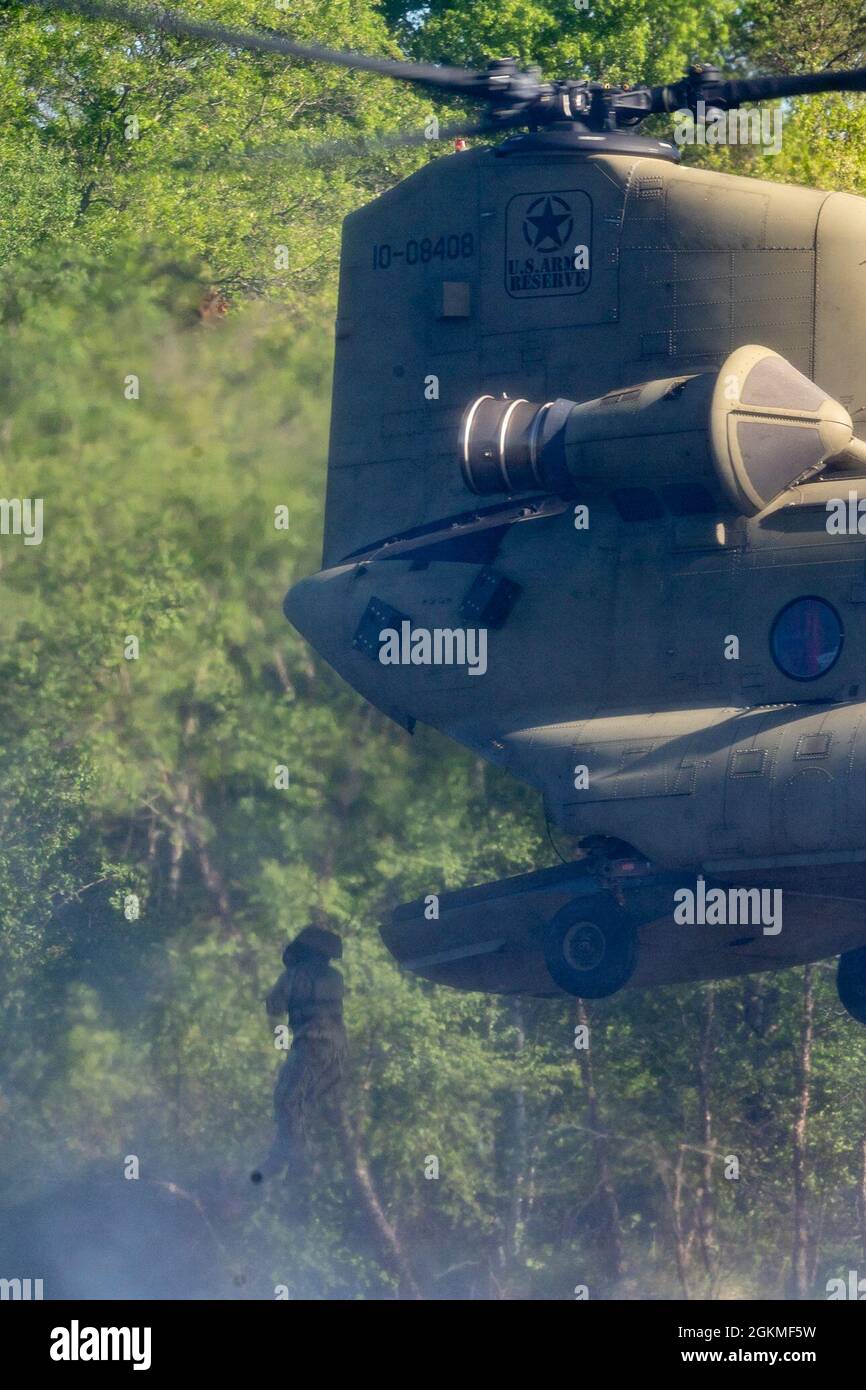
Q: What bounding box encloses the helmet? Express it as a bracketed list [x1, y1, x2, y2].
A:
[283, 925, 343, 965]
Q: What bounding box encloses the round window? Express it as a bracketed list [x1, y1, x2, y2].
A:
[770, 597, 844, 681]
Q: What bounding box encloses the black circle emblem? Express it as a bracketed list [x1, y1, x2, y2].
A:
[770, 596, 844, 680]
[522, 195, 574, 252]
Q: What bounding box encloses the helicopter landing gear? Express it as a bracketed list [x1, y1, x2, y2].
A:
[542, 896, 637, 998]
[837, 945, 866, 1025]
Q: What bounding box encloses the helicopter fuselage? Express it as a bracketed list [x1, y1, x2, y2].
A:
[286, 137, 866, 991]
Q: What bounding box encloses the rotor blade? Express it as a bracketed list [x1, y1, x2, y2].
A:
[20, 0, 487, 96]
[653, 64, 866, 113]
[719, 66, 866, 105]
[170, 119, 501, 173]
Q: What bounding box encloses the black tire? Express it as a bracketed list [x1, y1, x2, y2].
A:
[542, 896, 637, 998]
[837, 945, 866, 1025]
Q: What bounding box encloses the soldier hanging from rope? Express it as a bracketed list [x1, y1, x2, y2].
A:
[250, 924, 346, 1184]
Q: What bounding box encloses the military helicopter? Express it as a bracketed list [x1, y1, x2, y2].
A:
[32, 0, 866, 1022]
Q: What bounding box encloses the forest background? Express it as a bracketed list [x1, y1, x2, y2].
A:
[1, 0, 866, 1299]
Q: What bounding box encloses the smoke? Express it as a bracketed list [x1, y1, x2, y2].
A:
[0, 1167, 251, 1300]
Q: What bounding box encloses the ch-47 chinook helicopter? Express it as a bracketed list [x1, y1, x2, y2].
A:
[32, 0, 866, 1022]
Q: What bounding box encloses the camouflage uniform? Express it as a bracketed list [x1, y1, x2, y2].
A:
[252, 926, 346, 1181]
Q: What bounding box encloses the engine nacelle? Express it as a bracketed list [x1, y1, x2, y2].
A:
[459, 345, 860, 516]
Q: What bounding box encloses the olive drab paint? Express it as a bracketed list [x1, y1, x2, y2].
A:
[285, 133, 866, 1004]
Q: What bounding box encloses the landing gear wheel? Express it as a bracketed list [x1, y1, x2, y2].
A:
[543, 897, 637, 998]
[837, 945, 866, 1025]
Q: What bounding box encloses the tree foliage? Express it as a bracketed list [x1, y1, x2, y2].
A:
[1, 0, 866, 1300]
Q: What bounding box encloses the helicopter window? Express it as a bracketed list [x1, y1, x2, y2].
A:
[731, 749, 767, 777]
[353, 597, 410, 661]
[770, 597, 844, 681]
[661, 483, 716, 516]
[795, 733, 832, 760]
[459, 567, 521, 628]
[612, 488, 664, 522]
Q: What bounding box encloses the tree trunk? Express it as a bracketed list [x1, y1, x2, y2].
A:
[500, 998, 527, 1282]
[318, 706, 422, 1298]
[695, 984, 717, 1284]
[670, 1145, 693, 1300]
[858, 1137, 866, 1268]
[790, 963, 815, 1299]
[336, 1099, 422, 1299]
[575, 999, 625, 1286]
